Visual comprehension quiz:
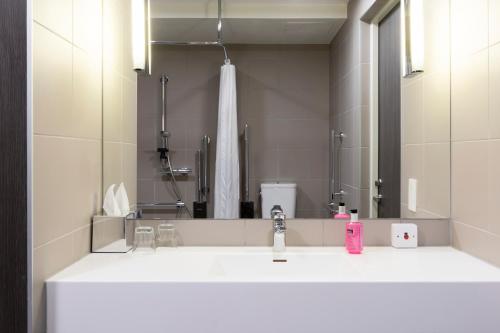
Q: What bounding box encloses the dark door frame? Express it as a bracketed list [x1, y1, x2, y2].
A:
[0, 0, 29, 332]
[377, 3, 401, 218]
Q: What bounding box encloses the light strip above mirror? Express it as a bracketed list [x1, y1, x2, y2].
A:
[401, 0, 424, 77]
[132, 0, 152, 74]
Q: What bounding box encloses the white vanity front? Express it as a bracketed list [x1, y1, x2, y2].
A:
[47, 247, 500, 333]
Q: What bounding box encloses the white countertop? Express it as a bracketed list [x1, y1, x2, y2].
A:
[47, 246, 500, 283]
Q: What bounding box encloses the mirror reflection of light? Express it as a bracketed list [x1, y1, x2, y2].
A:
[402, 0, 424, 77]
[410, 0, 424, 72]
[132, 0, 146, 71]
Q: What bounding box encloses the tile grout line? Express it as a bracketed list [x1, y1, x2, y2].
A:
[34, 224, 91, 251]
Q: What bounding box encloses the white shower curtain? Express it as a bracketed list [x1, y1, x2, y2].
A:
[214, 61, 240, 219]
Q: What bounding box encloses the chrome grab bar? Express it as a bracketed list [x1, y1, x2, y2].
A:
[243, 124, 250, 202]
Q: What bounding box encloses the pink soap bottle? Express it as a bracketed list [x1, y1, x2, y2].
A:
[334, 202, 350, 219]
[345, 209, 363, 254]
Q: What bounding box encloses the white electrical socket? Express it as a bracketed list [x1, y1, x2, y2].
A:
[391, 223, 418, 248]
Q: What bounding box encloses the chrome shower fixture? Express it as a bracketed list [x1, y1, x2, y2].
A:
[152, 74, 192, 218]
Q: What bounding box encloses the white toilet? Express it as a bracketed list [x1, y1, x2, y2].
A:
[261, 183, 297, 219]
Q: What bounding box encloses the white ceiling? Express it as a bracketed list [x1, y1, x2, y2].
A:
[151, 0, 348, 44]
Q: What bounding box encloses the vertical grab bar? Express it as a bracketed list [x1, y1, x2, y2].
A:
[160, 75, 169, 150]
[329, 129, 346, 207]
[201, 135, 210, 202]
[243, 124, 250, 202]
[196, 150, 202, 202]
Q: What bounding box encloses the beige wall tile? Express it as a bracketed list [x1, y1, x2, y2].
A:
[450, 0, 488, 57]
[123, 143, 138, 206]
[404, 220, 451, 246]
[103, 141, 123, 191]
[363, 219, 393, 246]
[33, 23, 73, 137]
[423, 71, 450, 143]
[172, 220, 245, 246]
[490, 44, 500, 139]
[490, 0, 500, 46]
[32, 0, 137, 331]
[73, 0, 102, 53]
[102, 0, 124, 74]
[33, 234, 74, 333]
[122, 79, 137, 144]
[72, 225, 91, 260]
[423, 143, 450, 218]
[34, 136, 101, 247]
[103, 67, 123, 142]
[285, 219, 323, 246]
[452, 221, 500, 268]
[323, 219, 346, 246]
[120, 0, 135, 81]
[402, 78, 424, 144]
[423, 0, 450, 74]
[451, 141, 489, 230]
[451, 50, 489, 141]
[73, 47, 102, 140]
[488, 140, 500, 236]
[33, 0, 72, 41]
[401, 144, 424, 211]
[245, 220, 273, 246]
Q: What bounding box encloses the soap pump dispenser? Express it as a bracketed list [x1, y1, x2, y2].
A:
[345, 209, 363, 254]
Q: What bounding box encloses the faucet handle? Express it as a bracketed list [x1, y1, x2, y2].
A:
[270, 205, 283, 219]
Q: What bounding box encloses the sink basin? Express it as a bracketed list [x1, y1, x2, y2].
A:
[47, 247, 500, 333]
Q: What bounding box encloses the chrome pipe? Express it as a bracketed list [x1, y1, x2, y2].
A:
[217, 0, 222, 42]
[152, 40, 230, 63]
[137, 202, 186, 209]
[151, 0, 230, 63]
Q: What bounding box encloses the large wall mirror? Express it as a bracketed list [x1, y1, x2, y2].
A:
[102, 0, 450, 220]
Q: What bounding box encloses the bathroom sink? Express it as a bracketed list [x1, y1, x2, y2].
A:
[47, 247, 500, 333]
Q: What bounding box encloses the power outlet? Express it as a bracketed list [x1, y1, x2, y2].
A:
[391, 223, 418, 248]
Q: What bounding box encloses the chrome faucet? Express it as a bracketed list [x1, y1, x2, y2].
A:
[271, 205, 286, 252]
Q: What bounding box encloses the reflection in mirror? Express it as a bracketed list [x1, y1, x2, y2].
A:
[102, 0, 138, 210]
[400, 0, 450, 219]
[102, 0, 451, 220]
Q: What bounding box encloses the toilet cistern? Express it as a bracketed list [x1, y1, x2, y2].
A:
[271, 205, 286, 253]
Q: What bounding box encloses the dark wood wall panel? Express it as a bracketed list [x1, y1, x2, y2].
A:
[0, 0, 28, 332]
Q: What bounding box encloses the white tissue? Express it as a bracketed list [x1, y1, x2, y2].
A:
[115, 182, 130, 216]
[103, 184, 121, 216]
